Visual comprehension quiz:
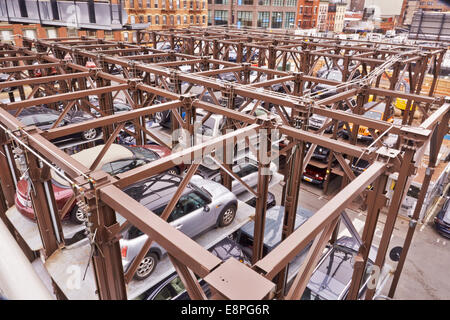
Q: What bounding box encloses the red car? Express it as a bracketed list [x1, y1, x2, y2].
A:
[15, 143, 182, 224]
[302, 164, 327, 185]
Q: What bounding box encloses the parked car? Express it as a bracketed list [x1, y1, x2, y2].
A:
[245, 192, 276, 209]
[141, 237, 250, 300]
[305, 143, 332, 163]
[15, 144, 179, 224]
[434, 195, 450, 239]
[89, 97, 132, 116]
[119, 173, 238, 280]
[312, 67, 361, 99]
[13, 106, 101, 143]
[302, 164, 327, 185]
[308, 100, 355, 133]
[341, 102, 394, 141]
[351, 158, 370, 176]
[0, 73, 17, 92]
[235, 205, 314, 258]
[195, 155, 277, 196]
[300, 236, 377, 300]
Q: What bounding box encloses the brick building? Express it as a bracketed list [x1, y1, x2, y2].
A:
[296, 0, 320, 28]
[207, 0, 297, 29]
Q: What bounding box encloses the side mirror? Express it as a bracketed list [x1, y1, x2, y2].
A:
[204, 205, 210, 212]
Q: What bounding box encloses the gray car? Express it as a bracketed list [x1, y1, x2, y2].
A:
[119, 173, 238, 280]
[195, 155, 278, 196]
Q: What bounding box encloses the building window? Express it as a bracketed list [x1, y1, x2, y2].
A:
[202, 15, 206, 24]
[214, 10, 228, 25]
[177, 15, 181, 24]
[87, 30, 97, 37]
[163, 15, 167, 24]
[237, 11, 252, 27]
[104, 30, 113, 40]
[285, 0, 295, 5]
[130, 15, 136, 24]
[237, 0, 253, 4]
[129, 0, 135, 8]
[190, 0, 193, 9]
[1, 30, 13, 42]
[208, 10, 212, 25]
[67, 28, 78, 37]
[203, 1, 206, 9]
[24, 29, 37, 39]
[177, 0, 180, 8]
[148, 15, 152, 24]
[184, 15, 187, 23]
[123, 32, 129, 42]
[184, 0, 187, 8]
[299, 5, 302, 13]
[170, 15, 174, 25]
[285, 12, 295, 28]
[155, 0, 158, 8]
[257, 11, 270, 28]
[272, 0, 283, 6]
[215, 0, 228, 4]
[139, 15, 145, 23]
[147, 0, 151, 7]
[46, 28, 58, 39]
[271, 11, 283, 28]
[138, 0, 143, 7]
[155, 15, 160, 24]
[257, 0, 270, 4]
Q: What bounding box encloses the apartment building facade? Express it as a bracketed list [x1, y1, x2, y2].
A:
[317, 0, 329, 31]
[125, 0, 208, 32]
[296, 0, 320, 29]
[207, 0, 297, 29]
[0, 0, 125, 45]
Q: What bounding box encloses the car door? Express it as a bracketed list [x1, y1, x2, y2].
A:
[169, 191, 209, 238]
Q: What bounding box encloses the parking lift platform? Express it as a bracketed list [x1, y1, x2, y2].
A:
[5, 206, 85, 252]
[44, 200, 256, 300]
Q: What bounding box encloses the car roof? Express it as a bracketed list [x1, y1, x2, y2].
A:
[52, 144, 133, 186]
[240, 205, 315, 249]
[364, 101, 387, 112]
[123, 174, 190, 209]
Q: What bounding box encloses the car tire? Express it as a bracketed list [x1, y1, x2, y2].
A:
[81, 128, 98, 141]
[154, 111, 164, 124]
[70, 205, 86, 224]
[217, 204, 237, 228]
[134, 252, 158, 281]
[166, 167, 180, 175]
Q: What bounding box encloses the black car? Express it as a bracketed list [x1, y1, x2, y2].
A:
[141, 237, 249, 300]
[245, 192, 276, 209]
[14, 106, 101, 143]
[89, 97, 132, 115]
[434, 194, 450, 239]
[312, 68, 361, 99]
[235, 205, 314, 258]
[305, 143, 331, 163]
[300, 236, 377, 300]
[0, 73, 17, 92]
[351, 158, 370, 176]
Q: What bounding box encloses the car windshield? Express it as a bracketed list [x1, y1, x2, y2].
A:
[305, 248, 354, 300]
[364, 110, 383, 120]
[129, 146, 160, 161]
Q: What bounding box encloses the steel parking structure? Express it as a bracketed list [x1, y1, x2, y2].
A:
[0, 27, 448, 300]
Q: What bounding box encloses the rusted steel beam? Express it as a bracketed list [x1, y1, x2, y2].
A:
[2, 84, 129, 111]
[168, 254, 207, 300]
[254, 161, 387, 279]
[0, 72, 91, 90]
[44, 100, 183, 140]
[114, 124, 260, 188]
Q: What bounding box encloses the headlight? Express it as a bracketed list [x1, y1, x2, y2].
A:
[318, 148, 323, 153]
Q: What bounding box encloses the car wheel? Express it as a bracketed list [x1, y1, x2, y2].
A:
[81, 128, 98, 141]
[166, 167, 180, 175]
[154, 112, 164, 124]
[70, 205, 86, 224]
[218, 204, 237, 228]
[134, 252, 158, 281]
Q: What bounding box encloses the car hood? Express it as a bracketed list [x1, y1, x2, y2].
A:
[190, 175, 235, 200]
